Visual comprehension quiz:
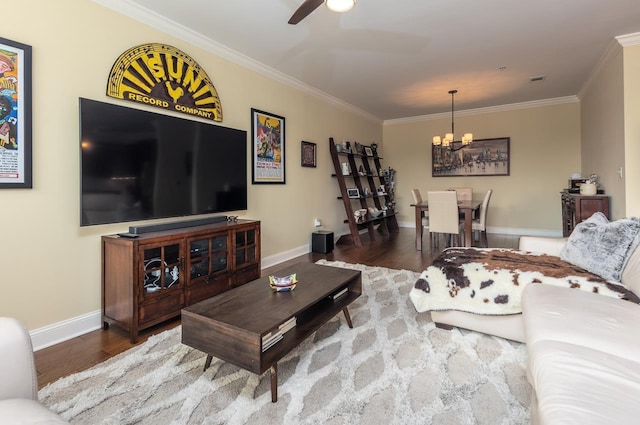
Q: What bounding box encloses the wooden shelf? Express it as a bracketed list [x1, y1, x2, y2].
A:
[329, 137, 398, 247]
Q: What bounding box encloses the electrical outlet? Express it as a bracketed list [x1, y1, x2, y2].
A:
[314, 218, 321, 227]
[618, 167, 624, 179]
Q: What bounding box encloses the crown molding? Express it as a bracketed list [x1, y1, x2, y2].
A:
[616, 32, 640, 47]
[91, 0, 381, 124]
[577, 37, 624, 101]
[384, 96, 579, 126]
[577, 31, 640, 101]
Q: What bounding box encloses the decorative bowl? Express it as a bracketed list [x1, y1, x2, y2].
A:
[269, 274, 298, 291]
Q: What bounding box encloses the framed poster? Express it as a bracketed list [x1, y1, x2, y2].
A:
[251, 108, 285, 184]
[301, 141, 316, 167]
[432, 137, 510, 177]
[0, 37, 32, 188]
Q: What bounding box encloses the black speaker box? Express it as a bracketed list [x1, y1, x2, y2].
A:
[312, 231, 334, 254]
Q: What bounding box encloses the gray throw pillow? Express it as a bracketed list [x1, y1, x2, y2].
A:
[560, 212, 640, 282]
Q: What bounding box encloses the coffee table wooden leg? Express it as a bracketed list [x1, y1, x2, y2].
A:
[343, 307, 353, 328]
[270, 364, 278, 403]
[203, 354, 213, 372]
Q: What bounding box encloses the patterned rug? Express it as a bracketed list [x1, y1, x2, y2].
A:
[39, 261, 531, 424]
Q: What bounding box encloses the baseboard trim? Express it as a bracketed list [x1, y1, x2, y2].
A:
[31, 310, 102, 351]
[261, 243, 311, 269]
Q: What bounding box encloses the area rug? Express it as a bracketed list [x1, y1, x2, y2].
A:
[39, 261, 531, 424]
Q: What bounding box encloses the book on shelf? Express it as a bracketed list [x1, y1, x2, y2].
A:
[261, 316, 297, 352]
[331, 287, 349, 300]
[261, 333, 283, 352]
[278, 316, 297, 334]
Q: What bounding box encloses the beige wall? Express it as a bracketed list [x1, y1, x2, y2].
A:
[624, 45, 640, 217]
[580, 46, 626, 219]
[1, 0, 381, 331]
[383, 102, 581, 233]
[580, 42, 640, 219]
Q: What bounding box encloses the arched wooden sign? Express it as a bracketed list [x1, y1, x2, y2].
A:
[106, 43, 222, 121]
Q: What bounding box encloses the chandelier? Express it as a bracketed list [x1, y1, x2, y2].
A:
[432, 90, 473, 151]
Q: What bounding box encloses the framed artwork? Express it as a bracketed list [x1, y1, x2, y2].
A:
[0, 37, 32, 188]
[301, 141, 316, 167]
[347, 188, 360, 198]
[432, 137, 510, 177]
[251, 108, 285, 184]
[364, 146, 373, 156]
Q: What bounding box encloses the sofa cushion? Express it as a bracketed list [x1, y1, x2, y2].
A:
[560, 212, 640, 282]
[522, 284, 640, 362]
[527, 340, 640, 425]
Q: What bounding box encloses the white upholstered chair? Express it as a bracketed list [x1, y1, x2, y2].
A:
[472, 189, 493, 247]
[0, 317, 69, 424]
[411, 189, 430, 243]
[411, 189, 429, 225]
[427, 191, 464, 247]
[448, 187, 473, 202]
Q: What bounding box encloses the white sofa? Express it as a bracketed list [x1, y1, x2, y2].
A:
[431, 236, 640, 424]
[520, 236, 640, 425]
[0, 317, 68, 424]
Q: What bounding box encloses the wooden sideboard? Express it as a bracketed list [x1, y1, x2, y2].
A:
[102, 219, 260, 342]
[561, 191, 610, 236]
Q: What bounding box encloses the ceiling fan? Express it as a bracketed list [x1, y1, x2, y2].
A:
[288, 0, 356, 25]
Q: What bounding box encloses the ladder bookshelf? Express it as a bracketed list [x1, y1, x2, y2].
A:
[328, 137, 398, 247]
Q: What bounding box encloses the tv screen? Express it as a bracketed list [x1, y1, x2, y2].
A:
[80, 98, 247, 226]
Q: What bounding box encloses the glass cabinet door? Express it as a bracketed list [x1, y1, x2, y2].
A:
[235, 228, 257, 267]
[140, 242, 182, 297]
[188, 234, 229, 282]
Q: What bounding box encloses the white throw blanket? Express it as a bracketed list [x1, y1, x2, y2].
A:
[409, 248, 638, 315]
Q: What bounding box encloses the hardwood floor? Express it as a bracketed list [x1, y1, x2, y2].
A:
[34, 228, 519, 389]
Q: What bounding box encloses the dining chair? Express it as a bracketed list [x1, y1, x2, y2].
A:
[411, 188, 429, 233]
[448, 187, 473, 202]
[472, 189, 493, 247]
[427, 191, 464, 248]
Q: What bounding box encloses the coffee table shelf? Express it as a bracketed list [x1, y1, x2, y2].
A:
[181, 262, 361, 402]
[261, 290, 359, 364]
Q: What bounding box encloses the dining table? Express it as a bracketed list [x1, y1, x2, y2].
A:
[411, 199, 482, 250]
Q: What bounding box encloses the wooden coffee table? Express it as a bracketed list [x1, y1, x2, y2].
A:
[181, 262, 362, 402]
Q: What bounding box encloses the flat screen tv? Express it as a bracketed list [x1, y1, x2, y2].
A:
[80, 98, 247, 226]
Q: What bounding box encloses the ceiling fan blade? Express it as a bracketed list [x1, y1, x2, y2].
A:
[288, 0, 324, 25]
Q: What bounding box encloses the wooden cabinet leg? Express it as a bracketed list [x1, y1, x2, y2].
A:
[343, 307, 353, 328]
[130, 328, 139, 344]
[270, 364, 278, 403]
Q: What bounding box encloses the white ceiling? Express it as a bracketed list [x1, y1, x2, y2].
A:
[99, 0, 640, 121]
